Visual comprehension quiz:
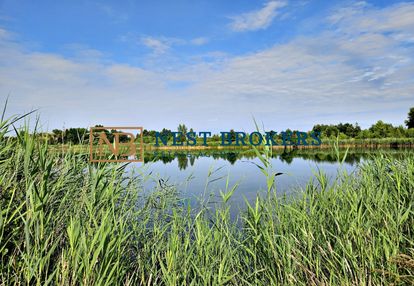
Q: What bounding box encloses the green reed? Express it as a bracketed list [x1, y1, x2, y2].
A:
[0, 114, 413, 285]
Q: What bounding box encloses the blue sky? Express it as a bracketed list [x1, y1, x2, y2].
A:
[0, 0, 413, 132]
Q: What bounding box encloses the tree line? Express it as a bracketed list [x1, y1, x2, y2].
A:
[39, 107, 414, 145]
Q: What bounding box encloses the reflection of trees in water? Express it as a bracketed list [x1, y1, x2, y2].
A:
[145, 149, 412, 167]
[279, 150, 295, 164]
[226, 152, 238, 165]
[277, 148, 378, 165]
[211, 152, 222, 160]
[161, 156, 175, 164]
[177, 154, 188, 170]
[287, 152, 367, 165]
[189, 155, 195, 166]
[144, 151, 175, 164]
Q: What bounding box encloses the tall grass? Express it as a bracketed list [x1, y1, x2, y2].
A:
[0, 115, 413, 285]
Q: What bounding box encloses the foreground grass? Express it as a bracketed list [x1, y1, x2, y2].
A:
[1, 119, 413, 285]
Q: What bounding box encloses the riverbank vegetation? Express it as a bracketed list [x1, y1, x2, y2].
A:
[1, 114, 413, 285]
[31, 108, 414, 148]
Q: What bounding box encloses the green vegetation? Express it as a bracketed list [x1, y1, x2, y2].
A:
[406, 107, 414, 129]
[33, 108, 414, 147]
[1, 113, 414, 285]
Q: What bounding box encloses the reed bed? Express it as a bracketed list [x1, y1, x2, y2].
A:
[0, 115, 413, 285]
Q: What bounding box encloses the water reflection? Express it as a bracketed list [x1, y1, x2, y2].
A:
[145, 148, 412, 170]
[136, 148, 413, 218]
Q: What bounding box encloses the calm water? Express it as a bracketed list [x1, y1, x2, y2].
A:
[127, 149, 412, 213]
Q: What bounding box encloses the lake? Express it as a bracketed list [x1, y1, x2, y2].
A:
[128, 148, 412, 215]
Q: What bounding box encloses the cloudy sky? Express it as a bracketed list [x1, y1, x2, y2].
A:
[0, 0, 413, 132]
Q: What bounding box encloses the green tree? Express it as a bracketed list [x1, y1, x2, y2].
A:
[160, 128, 172, 141]
[407, 128, 414, 138]
[369, 120, 394, 138]
[312, 124, 328, 134]
[52, 129, 63, 144]
[324, 126, 339, 138]
[337, 123, 361, 138]
[357, 129, 373, 139]
[177, 124, 188, 142]
[65, 128, 88, 144]
[406, 107, 414, 129]
[229, 129, 236, 141]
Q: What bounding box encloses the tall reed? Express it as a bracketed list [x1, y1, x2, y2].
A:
[0, 114, 413, 285]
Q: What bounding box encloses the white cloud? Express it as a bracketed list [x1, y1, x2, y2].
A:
[329, 2, 414, 35]
[0, 27, 11, 39]
[141, 36, 208, 54]
[141, 36, 174, 54]
[1, 2, 414, 131]
[190, 37, 209, 46]
[229, 1, 287, 32]
[96, 3, 129, 23]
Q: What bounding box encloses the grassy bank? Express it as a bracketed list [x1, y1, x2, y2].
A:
[1, 118, 413, 285]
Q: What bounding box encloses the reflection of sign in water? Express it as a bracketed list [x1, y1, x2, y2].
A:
[89, 127, 143, 162]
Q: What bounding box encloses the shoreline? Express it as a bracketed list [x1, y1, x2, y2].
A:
[144, 143, 414, 150]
